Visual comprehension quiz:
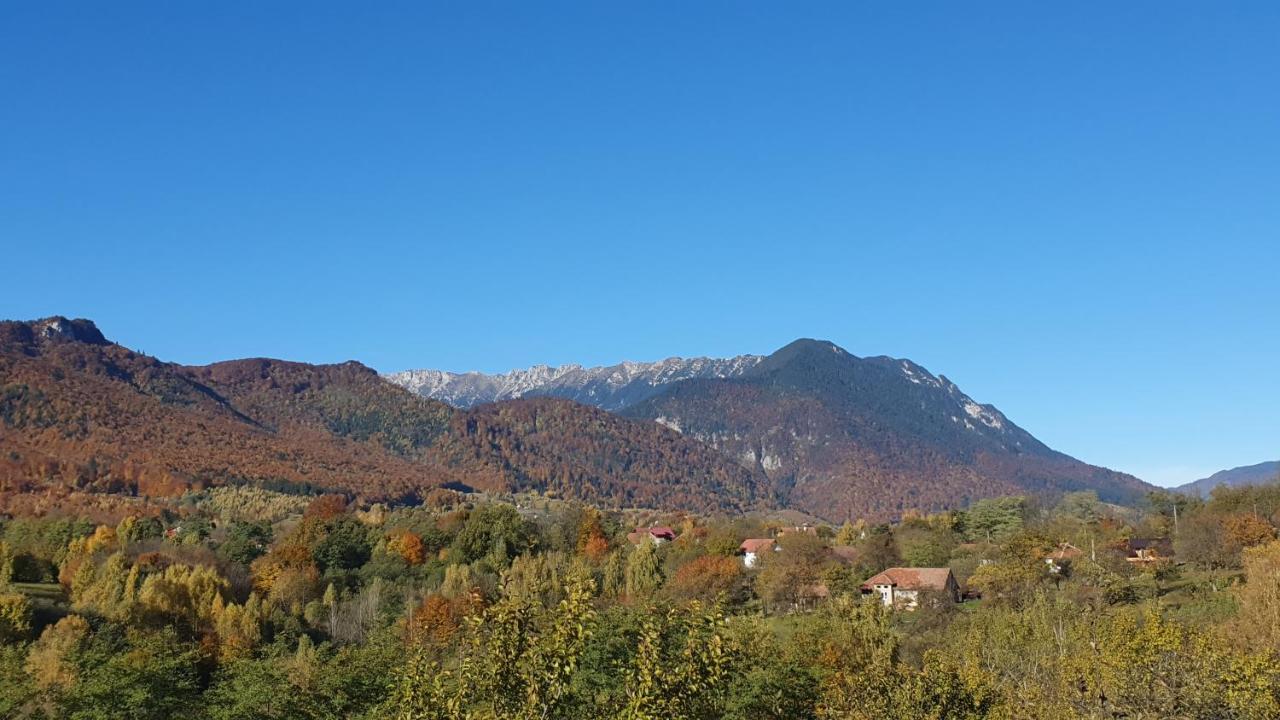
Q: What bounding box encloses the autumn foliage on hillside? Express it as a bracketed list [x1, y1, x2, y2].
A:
[426, 398, 767, 513]
[0, 318, 768, 516]
[0, 319, 454, 505]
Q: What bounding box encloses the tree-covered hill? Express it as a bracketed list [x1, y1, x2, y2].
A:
[0, 318, 767, 514]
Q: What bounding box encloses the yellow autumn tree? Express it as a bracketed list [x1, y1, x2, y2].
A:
[25, 614, 91, 693]
[212, 592, 266, 661]
[136, 563, 228, 632]
[1236, 539, 1280, 654]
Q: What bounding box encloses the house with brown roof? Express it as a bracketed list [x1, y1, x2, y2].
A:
[1125, 538, 1173, 564]
[627, 526, 677, 546]
[738, 538, 776, 568]
[860, 567, 959, 609]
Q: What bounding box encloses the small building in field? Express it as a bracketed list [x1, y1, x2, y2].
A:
[861, 567, 960, 609]
[627, 526, 677, 546]
[1125, 538, 1173, 564]
[738, 538, 776, 568]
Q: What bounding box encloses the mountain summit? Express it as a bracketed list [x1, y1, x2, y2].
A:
[393, 338, 1153, 520]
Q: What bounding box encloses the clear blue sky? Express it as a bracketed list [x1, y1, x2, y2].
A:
[3, 3, 1278, 487]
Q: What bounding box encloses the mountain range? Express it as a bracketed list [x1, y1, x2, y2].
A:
[0, 317, 762, 515]
[390, 338, 1154, 519]
[1174, 460, 1280, 498]
[1, 317, 1155, 521]
[384, 355, 763, 411]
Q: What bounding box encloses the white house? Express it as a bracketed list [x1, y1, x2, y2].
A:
[860, 567, 959, 609]
[738, 538, 776, 568]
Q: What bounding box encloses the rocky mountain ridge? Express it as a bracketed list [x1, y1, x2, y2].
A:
[385, 354, 763, 410]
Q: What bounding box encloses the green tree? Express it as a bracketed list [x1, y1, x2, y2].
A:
[811, 597, 1005, 719]
[965, 534, 1051, 607]
[450, 504, 537, 569]
[896, 526, 954, 567]
[625, 541, 664, 600]
[724, 619, 820, 720]
[116, 516, 163, 547]
[59, 625, 202, 720]
[1055, 491, 1102, 523]
[0, 643, 36, 720]
[313, 517, 373, 573]
[618, 601, 737, 720]
[0, 541, 15, 590]
[220, 520, 273, 566]
[959, 497, 1026, 542]
[204, 658, 310, 720]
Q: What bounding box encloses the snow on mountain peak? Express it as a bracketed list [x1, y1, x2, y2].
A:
[384, 354, 764, 410]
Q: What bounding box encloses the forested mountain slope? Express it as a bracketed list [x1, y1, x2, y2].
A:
[0, 317, 766, 513]
[623, 339, 1154, 520]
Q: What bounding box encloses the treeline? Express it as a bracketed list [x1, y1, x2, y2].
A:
[2, 480, 1280, 717]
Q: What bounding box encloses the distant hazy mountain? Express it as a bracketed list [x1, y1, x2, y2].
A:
[385, 355, 763, 410]
[1174, 460, 1280, 497]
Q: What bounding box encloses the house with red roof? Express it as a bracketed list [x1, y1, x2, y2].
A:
[860, 567, 959, 609]
[738, 538, 776, 568]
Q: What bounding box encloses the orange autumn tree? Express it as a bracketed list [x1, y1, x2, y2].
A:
[666, 555, 745, 603]
[304, 494, 349, 521]
[387, 529, 426, 566]
[1224, 513, 1277, 553]
[582, 534, 610, 563]
[407, 592, 480, 648]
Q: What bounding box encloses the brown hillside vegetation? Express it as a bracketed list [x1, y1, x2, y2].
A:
[427, 397, 767, 510]
[0, 318, 766, 514]
[0, 318, 450, 503]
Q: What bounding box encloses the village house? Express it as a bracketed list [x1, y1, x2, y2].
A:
[1125, 537, 1173, 564]
[738, 538, 776, 568]
[861, 567, 960, 609]
[626, 526, 676, 545]
[1045, 542, 1084, 574]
